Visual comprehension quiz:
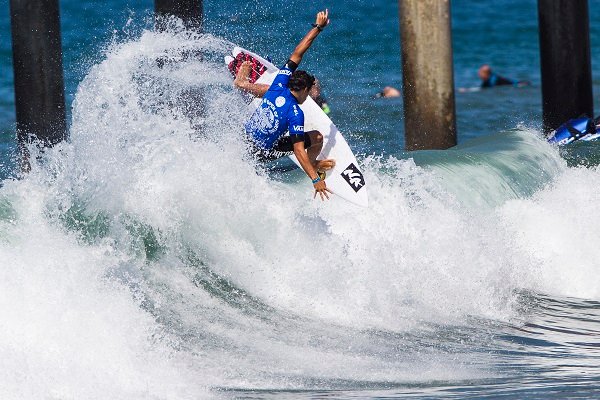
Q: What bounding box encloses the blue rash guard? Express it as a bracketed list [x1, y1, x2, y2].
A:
[481, 73, 516, 88]
[244, 63, 305, 150]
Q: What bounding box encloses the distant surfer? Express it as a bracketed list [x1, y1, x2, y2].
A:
[233, 9, 334, 201]
[478, 64, 530, 88]
[309, 78, 331, 115]
[375, 86, 401, 98]
[458, 64, 530, 92]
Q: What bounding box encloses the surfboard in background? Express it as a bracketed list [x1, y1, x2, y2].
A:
[225, 46, 368, 207]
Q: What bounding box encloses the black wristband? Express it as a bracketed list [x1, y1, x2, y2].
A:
[311, 23, 323, 32]
[285, 59, 299, 72]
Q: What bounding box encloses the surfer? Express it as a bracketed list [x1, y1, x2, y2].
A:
[478, 64, 530, 88]
[309, 78, 331, 115]
[234, 9, 335, 201]
[458, 64, 531, 93]
[375, 86, 401, 98]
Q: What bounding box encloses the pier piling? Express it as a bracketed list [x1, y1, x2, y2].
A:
[399, 0, 457, 151]
[155, 0, 203, 31]
[538, 0, 593, 132]
[10, 0, 67, 152]
[154, 0, 205, 135]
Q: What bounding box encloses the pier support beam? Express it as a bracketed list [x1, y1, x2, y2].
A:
[538, 0, 593, 133]
[399, 0, 457, 151]
[155, 0, 203, 31]
[10, 0, 67, 152]
[154, 0, 205, 135]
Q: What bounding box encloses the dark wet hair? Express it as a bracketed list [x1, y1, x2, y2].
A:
[289, 70, 315, 91]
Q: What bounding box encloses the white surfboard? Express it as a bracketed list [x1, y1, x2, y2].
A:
[226, 46, 368, 207]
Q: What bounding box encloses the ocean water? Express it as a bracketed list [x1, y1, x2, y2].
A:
[1, 0, 600, 399]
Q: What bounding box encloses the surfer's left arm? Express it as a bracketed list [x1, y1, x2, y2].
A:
[292, 140, 331, 201]
[234, 61, 269, 97]
[288, 9, 330, 66]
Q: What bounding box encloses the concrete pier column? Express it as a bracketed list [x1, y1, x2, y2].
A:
[155, 0, 203, 31]
[399, 0, 457, 151]
[154, 1, 205, 135]
[10, 0, 67, 150]
[538, 0, 593, 133]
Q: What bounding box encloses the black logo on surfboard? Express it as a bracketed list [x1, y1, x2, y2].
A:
[341, 163, 365, 192]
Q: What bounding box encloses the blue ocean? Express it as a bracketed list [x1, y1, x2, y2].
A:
[1, 0, 600, 398]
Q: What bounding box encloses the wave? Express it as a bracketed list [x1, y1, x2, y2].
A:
[0, 27, 598, 397]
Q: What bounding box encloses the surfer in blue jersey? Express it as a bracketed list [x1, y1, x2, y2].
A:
[234, 9, 334, 201]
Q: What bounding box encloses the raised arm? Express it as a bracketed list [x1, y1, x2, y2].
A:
[288, 9, 330, 66]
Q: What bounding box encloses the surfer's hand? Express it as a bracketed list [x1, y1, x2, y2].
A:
[234, 61, 252, 84]
[315, 9, 329, 29]
[313, 180, 332, 201]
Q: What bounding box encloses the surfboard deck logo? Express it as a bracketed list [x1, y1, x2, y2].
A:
[341, 163, 365, 192]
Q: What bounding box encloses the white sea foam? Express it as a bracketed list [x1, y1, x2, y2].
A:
[0, 180, 208, 399]
[499, 164, 600, 299]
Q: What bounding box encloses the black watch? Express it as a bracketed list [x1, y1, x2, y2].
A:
[311, 23, 324, 32]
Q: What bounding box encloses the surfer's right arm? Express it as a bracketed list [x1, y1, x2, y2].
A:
[292, 141, 331, 201]
[234, 61, 270, 97]
[288, 9, 330, 66]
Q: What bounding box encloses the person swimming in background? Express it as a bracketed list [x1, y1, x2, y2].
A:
[478, 64, 530, 88]
[375, 86, 401, 98]
[309, 78, 331, 114]
[458, 64, 530, 92]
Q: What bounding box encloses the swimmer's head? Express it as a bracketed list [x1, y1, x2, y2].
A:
[478, 64, 492, 80]
[309, 78, 322, 99]
[375, 86, 401, 98]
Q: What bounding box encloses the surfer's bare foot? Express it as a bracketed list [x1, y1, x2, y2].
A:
[315, 159, 335, 170]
